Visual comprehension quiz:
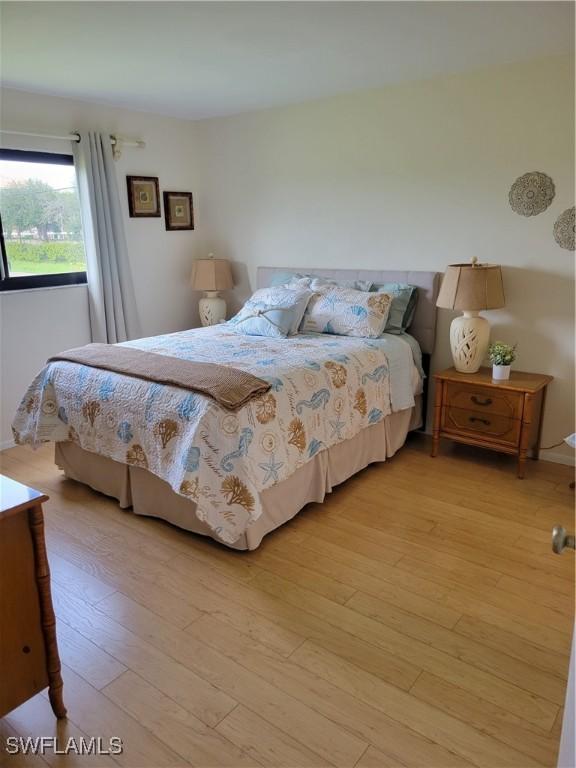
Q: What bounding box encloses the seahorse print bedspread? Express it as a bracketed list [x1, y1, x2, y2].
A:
[13, 326, 416, 544]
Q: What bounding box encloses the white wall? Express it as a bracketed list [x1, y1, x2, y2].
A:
[1, 57, 574, 461]
[1, 285, 92, 446]
[194, 55, 575, 463]
[0, 88, 202, 445]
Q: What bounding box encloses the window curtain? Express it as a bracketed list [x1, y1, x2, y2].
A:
[73, 132, 140, 343]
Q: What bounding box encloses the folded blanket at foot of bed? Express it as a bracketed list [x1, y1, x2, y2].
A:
[48, 343, 271, 410]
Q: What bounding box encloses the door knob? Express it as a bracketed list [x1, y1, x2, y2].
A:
[551, 525, 576, 554]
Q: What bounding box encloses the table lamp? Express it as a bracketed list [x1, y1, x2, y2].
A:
[190, 256, 234, 326]
[436, 258, 505, 373]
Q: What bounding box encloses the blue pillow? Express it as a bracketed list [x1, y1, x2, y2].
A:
[269, 271, 300, 287]
[372, 283, 418, 334]
[270, 271, 373, 292]
[228, 286, 312, 337]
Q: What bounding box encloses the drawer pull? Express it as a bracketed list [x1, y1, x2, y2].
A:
[469, 416, 490, 426]
[471, 395, 492, 407]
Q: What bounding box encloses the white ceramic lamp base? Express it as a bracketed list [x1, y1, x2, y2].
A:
[199, 292, 227, 327]
[449, 311, 489, 373]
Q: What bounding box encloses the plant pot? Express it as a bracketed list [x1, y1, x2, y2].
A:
[492, 364, 511, 381]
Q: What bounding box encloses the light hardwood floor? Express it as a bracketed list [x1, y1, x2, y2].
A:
[1, 436, 574, 768]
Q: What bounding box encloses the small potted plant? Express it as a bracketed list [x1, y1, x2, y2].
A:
[488, 341, 516, 381]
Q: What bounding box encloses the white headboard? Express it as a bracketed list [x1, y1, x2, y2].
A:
[256, 267, 440, 355]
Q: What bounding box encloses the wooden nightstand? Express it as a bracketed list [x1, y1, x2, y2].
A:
[431, 367, 552, 478]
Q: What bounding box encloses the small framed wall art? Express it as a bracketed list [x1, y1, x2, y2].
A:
[163, 191, 194, 231]
[126, 176, 161, 217]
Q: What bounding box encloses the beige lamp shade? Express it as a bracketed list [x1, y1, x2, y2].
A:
[436, 263, 505, 311]
[190, 258, 234, 292]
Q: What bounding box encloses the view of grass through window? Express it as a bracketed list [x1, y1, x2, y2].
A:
[0, 156, 86, 277]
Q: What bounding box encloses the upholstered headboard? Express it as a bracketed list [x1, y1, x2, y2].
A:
[256, 267, 441, 355]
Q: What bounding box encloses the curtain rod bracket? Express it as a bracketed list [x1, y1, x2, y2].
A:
[111, 135, 123, 161]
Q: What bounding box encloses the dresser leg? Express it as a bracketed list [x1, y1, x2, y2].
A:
[517, 393, 534, 480]
[431, 380, 443, 457]
[532, 386, 547, 460]
[28, 503, 67, 719]
[517, 455, 526, 479]
[48, 682, 67, 719]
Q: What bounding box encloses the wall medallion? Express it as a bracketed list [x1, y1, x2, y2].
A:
[508, 172, 555, 216]
[553, 206, 575, 251]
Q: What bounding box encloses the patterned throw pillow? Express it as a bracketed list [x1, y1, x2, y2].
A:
[228, 286, 313, 338]
[299, 285, 392, 338]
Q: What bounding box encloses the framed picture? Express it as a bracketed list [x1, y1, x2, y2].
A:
[163, 191, 194, 231]
[126, 176, 160, 217]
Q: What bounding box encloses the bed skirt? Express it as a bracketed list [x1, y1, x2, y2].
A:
[55, 400, 420, 550]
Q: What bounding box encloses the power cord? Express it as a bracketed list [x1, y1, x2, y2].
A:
[541, 440, 568, 450]
[541, 434, 576, 451]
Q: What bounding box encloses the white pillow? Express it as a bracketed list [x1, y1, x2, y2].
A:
[300, 284, 392, 338]
[228, 285, 313, 337]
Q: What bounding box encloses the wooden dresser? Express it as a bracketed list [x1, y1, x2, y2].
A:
[431, 367, 553, 478]
[0, 475, 66, 718]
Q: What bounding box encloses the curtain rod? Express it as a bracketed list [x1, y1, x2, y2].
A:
[0, 129, 145, 149]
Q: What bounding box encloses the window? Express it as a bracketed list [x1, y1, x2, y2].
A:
[0, 148, 87, 290]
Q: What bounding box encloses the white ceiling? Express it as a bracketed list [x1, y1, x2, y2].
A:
[1, 1, 573, 120]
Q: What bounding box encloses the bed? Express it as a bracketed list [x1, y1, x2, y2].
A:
[13, 267, 440, 550]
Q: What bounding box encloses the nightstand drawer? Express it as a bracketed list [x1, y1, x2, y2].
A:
[445, 382, 523, 420]
[442, 405, 521, 446]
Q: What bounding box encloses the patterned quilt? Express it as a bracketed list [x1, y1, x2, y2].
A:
[13, 326, 419, 544]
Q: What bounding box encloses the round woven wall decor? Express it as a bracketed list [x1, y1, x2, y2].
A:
[553, 206, 575, 251]
[508, 172, 555, 217]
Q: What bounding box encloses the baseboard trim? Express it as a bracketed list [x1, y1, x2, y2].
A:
[420, 427, 574, 467]
[540, 450, 575, 467]
[0, 438, 16, 451]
